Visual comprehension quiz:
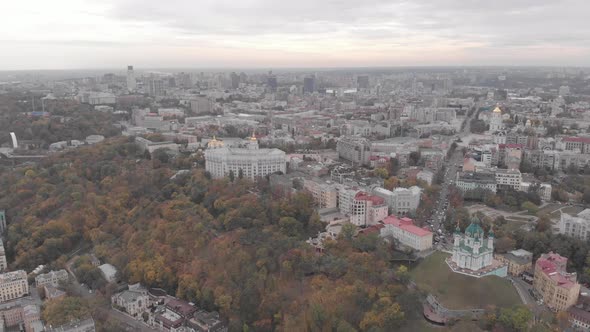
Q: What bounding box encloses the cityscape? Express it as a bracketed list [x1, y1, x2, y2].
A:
[2, 1, 590, 332]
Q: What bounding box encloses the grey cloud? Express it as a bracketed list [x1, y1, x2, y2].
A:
[104, 0, 590, 50]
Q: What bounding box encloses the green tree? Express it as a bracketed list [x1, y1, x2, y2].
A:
[339, 222, 356, 241]
[278, 217, 303, 238]
[521, 201, 539, 214]
[229, 170, 235, 182]
[498, 305, 532, 331]
[42, 297, 91, 326]
[396, 265, 410, 284]
[374, 168, 389, 179]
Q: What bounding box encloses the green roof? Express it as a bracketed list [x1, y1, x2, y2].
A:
[458, 239, 492, 254]
[465, 222, 484, 238]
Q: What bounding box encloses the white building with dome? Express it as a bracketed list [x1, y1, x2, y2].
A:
[489, 106, 504, 132]
[447, 217, 507, 278]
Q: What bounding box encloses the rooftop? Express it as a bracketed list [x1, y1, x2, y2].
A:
[383, 215, 432, 237]
[354, 192, 385, 205]
[536, 252, 578, 289]
[563, 136, 590, 144]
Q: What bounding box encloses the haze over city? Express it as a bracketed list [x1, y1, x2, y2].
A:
[2, 0, 590, 70]
[3, 1, 590, 332]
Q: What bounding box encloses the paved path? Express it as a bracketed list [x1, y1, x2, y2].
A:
[99, 308, 159, 332]
[510, 277, 532, 305]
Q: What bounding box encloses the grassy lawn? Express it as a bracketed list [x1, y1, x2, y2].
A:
[537, 203, 562, 216]
[409, 252, 521, 310]
[502, 219, 527, 233]
[563, 206, 586, 215]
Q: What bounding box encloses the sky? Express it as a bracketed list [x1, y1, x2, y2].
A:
[1, 0, 590, 70]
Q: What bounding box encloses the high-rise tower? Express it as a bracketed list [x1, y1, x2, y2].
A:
[126, 65, 136, 92]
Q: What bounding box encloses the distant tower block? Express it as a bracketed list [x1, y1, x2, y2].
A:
[9, 132, 17, 149]
[0, 210, 6, 233]
[126, 65, 136, 92]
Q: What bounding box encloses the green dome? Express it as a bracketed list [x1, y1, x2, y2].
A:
[465, 216, 484, 238]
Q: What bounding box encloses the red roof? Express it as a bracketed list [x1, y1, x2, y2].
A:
[536, 252, 577, 289]
[564, 137, 590, 144]
[359, 224, 384, 235]
[354, 192, 385, 205]
[383, 215, 432, 237]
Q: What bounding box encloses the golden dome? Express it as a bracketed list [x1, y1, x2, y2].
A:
[493, 106, 502, 113]
[207, 136, 224, 148]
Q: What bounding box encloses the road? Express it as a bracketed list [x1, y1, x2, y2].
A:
[100, 308, 159, 332]
[431, 107, 477, 246]
[510, 277, 534, 305]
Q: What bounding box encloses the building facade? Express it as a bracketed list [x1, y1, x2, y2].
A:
[349, 192, 388, 227]
[373, 186, 421, 216]
[111, 285, 150, 319]
[205, 136, 286, 180]
[303, 179, 338, 209]
[336, 136, 371, 166]
[495, 168, 522, 191]
[0, 239, 6, 271]
[533, 252, 580, 311]
[557, 209, 590, 241]
[35, 269, 69, 288]
[496, 249, 533, 277]
[380, 215, 433, 251]
[455, 172, 497, 194]
[126, 65, 136, 92]
[0, 270, 29, 303]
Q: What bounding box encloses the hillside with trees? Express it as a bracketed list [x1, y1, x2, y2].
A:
[0, 137, 414, 331]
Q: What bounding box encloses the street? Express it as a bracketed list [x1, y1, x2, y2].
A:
[431, 107, 477, 247]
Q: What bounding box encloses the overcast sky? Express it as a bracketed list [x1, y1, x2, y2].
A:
[2, 0, 590, 70]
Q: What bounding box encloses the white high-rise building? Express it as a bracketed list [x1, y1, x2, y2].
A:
[0, 239, 6, 271]
[126, 65, 136, 92]
[204, 135, 287, 180]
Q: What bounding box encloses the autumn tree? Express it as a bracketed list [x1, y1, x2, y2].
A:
[42, 297, 90, 326]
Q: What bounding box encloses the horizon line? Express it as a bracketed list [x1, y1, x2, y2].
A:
[1, 64, 590, 73]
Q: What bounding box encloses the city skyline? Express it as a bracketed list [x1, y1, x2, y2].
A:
[2, 0, 590, 70]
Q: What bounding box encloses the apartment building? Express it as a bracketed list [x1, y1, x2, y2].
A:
[533, 252, 580, 312]
[455, 172, 497, 194]
[373, 186, 422, 216]
[0, 239, 6, 272]
[380, 215, 433, 251]
[560, 136, 590, 154]
[495, 168, 522, 191]
[557, 209, 590, 241]
[303, 178, 338, 209]
[336, 185, 362, 216]
[349, 192, 388, 227]
[336, 136, 371, 166]
[0, 271, 29, 303]
[496, 249, 533, 277]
